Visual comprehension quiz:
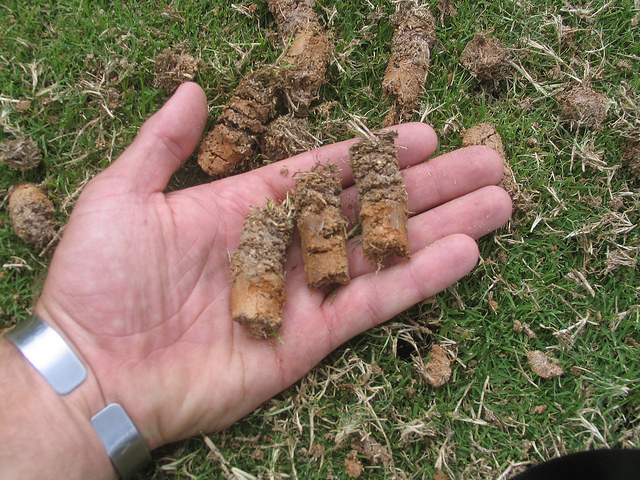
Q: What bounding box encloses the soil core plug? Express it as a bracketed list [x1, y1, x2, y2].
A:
[382, 0, 436, 125]
[153, 46, 202, 94]
[461, 123, 520, 200]
[460, 32, 509, 82]
[349, 130, 409, 266]
[267, 0, 330, 116]
[198, 67, 279, 177]
[294, 164, 350, 289]
[8, 183, 57, 246]
[557, 83, 609, 130]
[230, 200, 295, 338]
[416, 344, 452, 388]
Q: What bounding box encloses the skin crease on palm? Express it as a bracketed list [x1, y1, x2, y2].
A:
[32, 82, 512, 450]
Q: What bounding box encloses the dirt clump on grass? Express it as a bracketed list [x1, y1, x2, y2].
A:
[0, 137, 41, 170]
[349, 130, 409, 266]
[230, 200, 295, 338]
[514, 320, 537, 339]
[527, 350, 564, 379]
[153, 46, 202, 93]
[460, 32, 509, 81]
[8, 183, 57, 246]
[350, 433, 392, 467]
[622, 134, 640, 181]
[461, 122, 506, 157]
[294, 163, 350, 289]
[556, 83, 609, 129]
[382, 0, 436, 125]
[461, 123, 522, 203]
[416, 344, 452, 387]
[197, 67, 279, 177]
[344, 450, 364, 478]
[260, 114, 322, 162]
[267, 0, 331, 116]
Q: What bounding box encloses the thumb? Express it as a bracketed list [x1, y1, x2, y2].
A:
[104, 82, 208, 194]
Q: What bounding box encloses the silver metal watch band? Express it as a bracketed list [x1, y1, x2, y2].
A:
[91, 403, 152, 479]
[6, 314, 151, 478]
[6, 314, 87, 395]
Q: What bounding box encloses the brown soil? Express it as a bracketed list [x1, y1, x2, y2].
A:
[350, 433, 392, 466]
[230, 201, 295, 338]
[0, 137, 41, 171]
[527, 350, 564, 379]
[622, 135, 640, 181]
[382, 1, 436, 126]
[514, 320, 536, 339]
[8, 183, 57, 246]
[348, 131, 409, 265]
[15, 100, 31, 112]
[260, 114, 322, 162]
[294, 163, 350, 289]
[461, 123, 506, 157]
[556, 83, 609, 129]
[280, 29, 331, 116]
[153, 46, 202, 94]
[267, 0, 330, 116]
[197, 67, 279, 177]
[460, 33, 509, 81]
[419, 344, 452, 387]
[461, 122, 520, 198]
[268, 0, 318, 37]
[344, 450, 363, 478]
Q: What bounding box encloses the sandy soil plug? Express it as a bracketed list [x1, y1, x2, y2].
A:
[294, 163, 350, 289]
[230, 200, 295, 337]
[348, 130, 410, 266]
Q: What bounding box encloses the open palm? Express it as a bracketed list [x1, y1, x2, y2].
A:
[36, 83, 511, 450]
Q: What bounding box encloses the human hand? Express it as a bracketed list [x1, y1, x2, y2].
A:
[35, 82, 512, 451]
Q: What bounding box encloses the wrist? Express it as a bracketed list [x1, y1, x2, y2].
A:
[0, 335, 116, 480]
[3, 308, 153, 478]
[34, 298, 164, 451]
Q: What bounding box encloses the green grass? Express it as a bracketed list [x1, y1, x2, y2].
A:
[1, 0, 639, 478]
